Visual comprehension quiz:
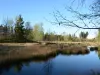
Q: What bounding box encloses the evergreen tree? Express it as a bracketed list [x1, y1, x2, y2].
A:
[79, 31, 88, 39]
[14, 15, 25, 42]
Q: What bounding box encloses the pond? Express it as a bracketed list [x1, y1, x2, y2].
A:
[0, 50, 100, 75]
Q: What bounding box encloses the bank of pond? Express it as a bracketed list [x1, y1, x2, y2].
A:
[0, 43, 100, 75]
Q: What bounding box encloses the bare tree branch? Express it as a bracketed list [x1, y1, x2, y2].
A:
[52, 5, 100, 29]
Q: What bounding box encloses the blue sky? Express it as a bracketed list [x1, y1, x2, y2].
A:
[0, 0, 97, 38]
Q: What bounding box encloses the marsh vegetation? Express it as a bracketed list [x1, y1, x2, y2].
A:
[1, 0, 100, 75]
[0, 45, 100, 75]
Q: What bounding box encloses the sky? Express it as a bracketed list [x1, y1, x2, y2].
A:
[0, 0, 97, 39]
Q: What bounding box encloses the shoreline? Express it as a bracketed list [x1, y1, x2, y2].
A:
[0, 42, 98, 65]
[0, 41, 99, 46]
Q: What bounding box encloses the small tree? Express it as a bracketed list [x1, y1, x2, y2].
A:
[24, 22, 32, 41]
[32, 23, 44, 41]
[79, 31, 88, 39]
[97, 29, 100, 42]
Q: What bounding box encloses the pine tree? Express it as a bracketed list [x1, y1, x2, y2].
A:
[14, 15, 25, 42]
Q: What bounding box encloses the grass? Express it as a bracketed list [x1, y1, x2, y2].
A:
[0, 43, 97, 65]
[0, 43, 99, 75]
[98, 46, 100, 51]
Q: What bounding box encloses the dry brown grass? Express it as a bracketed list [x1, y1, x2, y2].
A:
[0, 43, 58, 63]
[0, 43, 90, 64]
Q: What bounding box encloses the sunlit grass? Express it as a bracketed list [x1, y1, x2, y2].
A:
[0, 43, 98, 65]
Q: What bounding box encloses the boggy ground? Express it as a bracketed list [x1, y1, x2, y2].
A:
[0, 43, 94, 64]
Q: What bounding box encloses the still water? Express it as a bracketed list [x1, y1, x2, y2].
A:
[0, 51, 100, 75]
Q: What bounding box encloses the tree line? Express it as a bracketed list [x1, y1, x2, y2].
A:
[0, 15, 91, 43]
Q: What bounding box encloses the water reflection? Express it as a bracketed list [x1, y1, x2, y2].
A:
[97, 51, 100, 59]
[0, 50, 100, 75]
[43, 59, 53, 75]
[14, 63, 23, 73]
[0, 64, 11, 75]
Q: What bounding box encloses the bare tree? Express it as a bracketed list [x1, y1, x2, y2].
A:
[52, 0, 100, 30]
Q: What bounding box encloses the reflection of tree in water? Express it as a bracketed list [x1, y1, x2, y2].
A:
[43, 59, 54, 75]
[0, 69, 3, 75]
[0, 64, 11, 75]
[0, 61, 30, 74]
[0, 68, 9, 75]
[13, 61, 30, 73]
[24, 62, 30, 67]
[14, 63, 23, 73]
[90, 69, 100, 75]
[97, 51, 100, 59]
